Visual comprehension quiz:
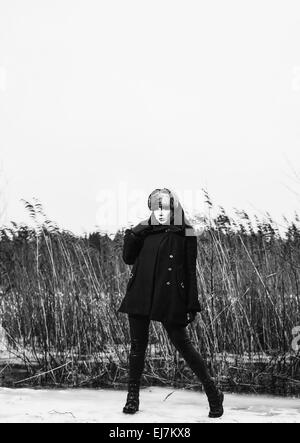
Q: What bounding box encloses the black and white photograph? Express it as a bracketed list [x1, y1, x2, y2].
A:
[0, 0, 299, 426]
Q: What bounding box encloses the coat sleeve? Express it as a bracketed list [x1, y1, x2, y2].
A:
[122, 228, 144, 265]
[185, 234, 201, 312]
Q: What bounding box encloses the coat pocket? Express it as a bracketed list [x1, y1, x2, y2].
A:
[175, 265, 187, 304]
[126, 260, 139, 291]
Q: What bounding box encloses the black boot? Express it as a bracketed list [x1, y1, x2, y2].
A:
[123, 380, 140, 414]
[203, 379, 224, 418]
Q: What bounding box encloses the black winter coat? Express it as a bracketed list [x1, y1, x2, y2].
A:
[118, 218, 202, 327]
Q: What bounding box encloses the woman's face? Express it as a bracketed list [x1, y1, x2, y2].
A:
[152, 195, 171, 225]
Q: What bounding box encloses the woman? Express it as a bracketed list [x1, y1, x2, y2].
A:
[118, 188, 224, 418]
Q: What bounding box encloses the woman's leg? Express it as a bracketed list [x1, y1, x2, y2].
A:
[162, 322, 224, 418]
[162, 322, 213, 384]
[123, 314, 150, 414]
[128, 314, 150, 383]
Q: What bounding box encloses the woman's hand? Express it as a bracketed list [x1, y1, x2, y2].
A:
[131, 219, 152, 237]
[187, 311, 197, 324]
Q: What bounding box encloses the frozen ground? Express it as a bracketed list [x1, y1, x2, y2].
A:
[0, 386, 299, 423]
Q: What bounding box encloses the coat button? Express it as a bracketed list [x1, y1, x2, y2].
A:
[169, 254, 174, 258]
[166, 281, 171, 285]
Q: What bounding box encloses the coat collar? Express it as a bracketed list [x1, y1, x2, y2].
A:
[146, 215, 186, 235]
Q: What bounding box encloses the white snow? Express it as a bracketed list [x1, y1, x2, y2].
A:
[0, 386, 299, 423]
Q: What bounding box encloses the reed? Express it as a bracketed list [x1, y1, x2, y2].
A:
[0, 195, 299, 395]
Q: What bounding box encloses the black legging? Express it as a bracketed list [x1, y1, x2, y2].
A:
[127, 314, 214, 387]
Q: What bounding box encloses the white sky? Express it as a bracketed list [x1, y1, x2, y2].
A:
[0, 0, 300, 235]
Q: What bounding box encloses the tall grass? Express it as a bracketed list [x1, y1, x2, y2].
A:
[0, 195, 299, 394]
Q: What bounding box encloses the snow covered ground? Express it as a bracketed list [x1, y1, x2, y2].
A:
[0, 386, 299, 423]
